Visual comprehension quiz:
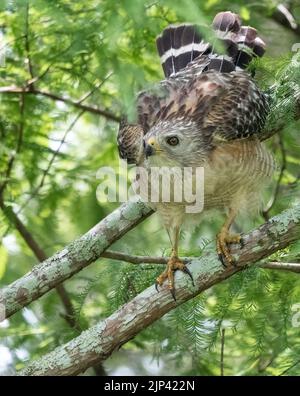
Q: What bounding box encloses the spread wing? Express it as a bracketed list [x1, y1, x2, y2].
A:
[137, 70, 269, 143]
[202, 72, 269, 142]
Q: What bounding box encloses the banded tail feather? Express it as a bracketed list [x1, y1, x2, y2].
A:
[210, 11, 266, 71]
[232, 26, 266, 70]
[156, 24, 211, 77]
[157, 11, 266, 78]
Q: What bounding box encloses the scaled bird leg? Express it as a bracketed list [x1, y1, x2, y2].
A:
[216, 208, 244, 267]
[155, 227, 194, 301]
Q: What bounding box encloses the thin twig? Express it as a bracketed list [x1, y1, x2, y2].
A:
[260, 261, 300, 273]
[39, 110, 85, 189]
[0, 94, 25, 196]
[279, 359, 300, 376]
[17, 110, 85, 214]
[77, 73, 113, 105]
[101, 250, 300, 275]
[24, 3, 35, 86]
[27, 64, 52, 86]
[33, 88, 120, 121]
[101, 250, 168, 264]
[0, 85, 120, 122]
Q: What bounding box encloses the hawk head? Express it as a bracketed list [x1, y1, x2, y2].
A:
[143, 119, 210, 167]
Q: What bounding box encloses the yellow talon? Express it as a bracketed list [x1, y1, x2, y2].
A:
[155, 253, 194, 300]
[217, 231, 242, 267]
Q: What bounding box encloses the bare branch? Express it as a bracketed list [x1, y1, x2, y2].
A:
[260, 261, 300, 273]
[32, 88, 120, 122]
[101, 250, 168, 264]
[101, 251, 300, 274]
[62, 86, 118, 118]
[16, 204, 300, 376]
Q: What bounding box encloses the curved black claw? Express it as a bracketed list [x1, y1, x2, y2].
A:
[183, 265, 195, 286]
[170, 288, 177, 302]
[240, 236, 245, 249]
[231, 258, 237, 267]
[218, 253, 227, 268]
[155, 282, 160, 293]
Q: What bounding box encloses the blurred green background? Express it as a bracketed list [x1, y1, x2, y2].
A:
[0, 0, 300, 376]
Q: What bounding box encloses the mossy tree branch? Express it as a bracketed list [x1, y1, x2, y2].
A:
[17, 204, 300, 376]
[0, 200, 153, 320]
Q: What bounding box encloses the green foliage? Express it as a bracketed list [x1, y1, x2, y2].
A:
[0, 0, 300, 376]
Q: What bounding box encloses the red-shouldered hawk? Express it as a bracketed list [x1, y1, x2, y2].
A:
[117, 11, 275, 299]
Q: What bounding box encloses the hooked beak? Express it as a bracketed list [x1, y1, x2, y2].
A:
[144, 137, 159, 158]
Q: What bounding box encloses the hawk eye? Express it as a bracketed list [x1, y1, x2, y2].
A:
[166, 136, 179, 146]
